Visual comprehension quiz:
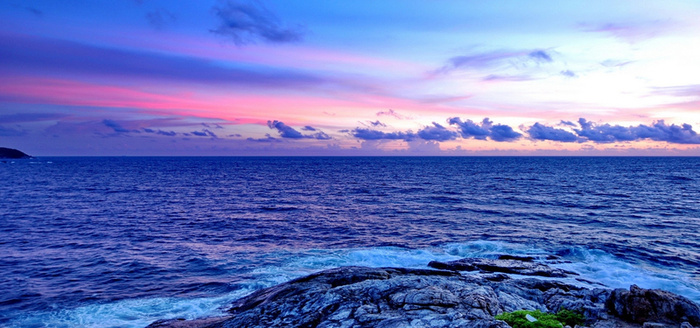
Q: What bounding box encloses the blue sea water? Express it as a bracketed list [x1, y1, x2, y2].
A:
[1, 156, 699, 327]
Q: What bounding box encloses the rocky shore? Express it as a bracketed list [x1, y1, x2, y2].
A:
[148, 257, 699, 328]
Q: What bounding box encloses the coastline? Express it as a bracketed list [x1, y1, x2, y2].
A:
[147, 257, 700, 328]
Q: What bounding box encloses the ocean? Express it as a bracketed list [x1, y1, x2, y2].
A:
[1, 157, 699, 328]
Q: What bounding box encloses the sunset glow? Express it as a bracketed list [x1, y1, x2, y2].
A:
[2, 1, 700, 155]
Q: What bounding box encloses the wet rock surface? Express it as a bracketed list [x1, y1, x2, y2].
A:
[148, 260, 699, 328]
[606, 284, 700, 326]
[428, 257, 577, 278]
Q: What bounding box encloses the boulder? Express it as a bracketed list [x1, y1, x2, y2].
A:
[428, 258, 577, 278]
[606, 284, 700, 325]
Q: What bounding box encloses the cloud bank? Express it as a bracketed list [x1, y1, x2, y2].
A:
[527, 119, 700, 144]
[527, 122, 580, 142]
[448, 117, 522, 142]
[347, 117, 700, 146]
[351, 128, 416, 141]
[417, 123, 458, 141]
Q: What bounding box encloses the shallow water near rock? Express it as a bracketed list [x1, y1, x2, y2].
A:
[1, 157, 699, 327]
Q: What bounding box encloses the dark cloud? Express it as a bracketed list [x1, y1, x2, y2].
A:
[0, 113, 66, 123]
[530, 119, 700, 144]
[247, 134, 280, 142]
[560, 120, 576, 127]
[369, 120, 386, 127]
[630, 122, 698, 144]
[633, 121, 700, 144]
[301, 126, 317, 131]
[143, 128, 177, 136]
[528, 50, 553, 63]
[312, 131, 331, 140]
[267, 120, 304, 138]
[202, 123, 224, 129]
[490, 124, 522, 142]
[191, 129, 218, 138]
[267, 120, 331, 140]
[447, 117, 491, 140]
[211, 0, 304, 45]
[440, 49, 555, 73]
[527, 122, 580, 142]
[350, 119, 517, 143]
[417, 123, 458, 142]
[446, 51, 522, 70]
[0, 34, 324, 89]
[448, 117, 521, 142]
[575, 118, 636, 143]
[351, 128, 416, 141]
[103, 119, 138, 133]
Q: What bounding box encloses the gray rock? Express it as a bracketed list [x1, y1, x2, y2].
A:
[146, 264, 700, 328]
[157, 266, 592, 327]
[497, 255, 536, 262]
[590, 317, 640, 328]
[606, 285, 700, 325]
[147, 316, 231, 328]
[642, 322, 674, 328]
[428, 258, 577, 278]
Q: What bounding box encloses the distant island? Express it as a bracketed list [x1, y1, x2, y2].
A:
[0, 147, 32, 159]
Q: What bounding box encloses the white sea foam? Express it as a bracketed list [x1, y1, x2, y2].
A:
[287, 247, 462, 270]
[10, 241, 700, 327]
[7, 292, 248, 328]
[548, 247, 700, 303]
[440, 240, 549, 258]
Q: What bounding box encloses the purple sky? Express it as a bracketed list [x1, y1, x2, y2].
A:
[2, 1, 700, 155]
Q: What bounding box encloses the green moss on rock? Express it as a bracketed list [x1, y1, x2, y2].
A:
[495, 309, 585, 328]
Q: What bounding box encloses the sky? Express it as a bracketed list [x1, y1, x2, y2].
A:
[2, 1, 700, 156]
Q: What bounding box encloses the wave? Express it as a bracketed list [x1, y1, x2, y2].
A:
[5, 293, 245, 328]
[6, 241, 700, 328]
